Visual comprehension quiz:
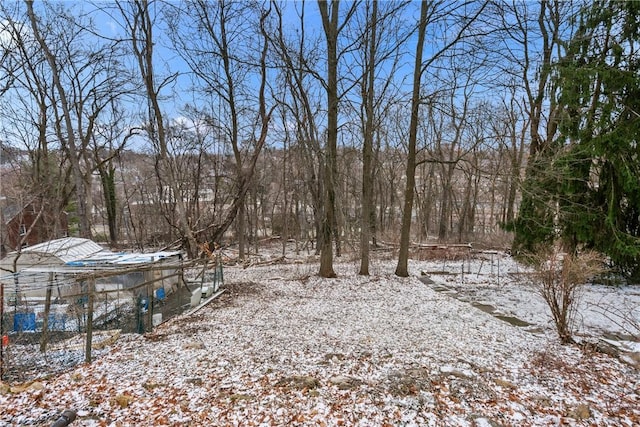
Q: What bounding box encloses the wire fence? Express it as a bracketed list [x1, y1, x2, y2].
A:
[0, 256, 224, 383]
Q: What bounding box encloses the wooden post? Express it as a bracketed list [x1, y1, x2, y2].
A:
[200, 260, 207, 296]
[40, 272, 54, 353]
[85, 279, 95, 363]
[145, 269, 153, 332]
[147, 282, 153, 332]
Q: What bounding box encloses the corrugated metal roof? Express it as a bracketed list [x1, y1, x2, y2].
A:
[1, 238, 183, 280]
[66, 250, 181, 266]
[18, 237, 109, 263]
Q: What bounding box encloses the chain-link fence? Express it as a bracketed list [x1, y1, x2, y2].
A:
[0, 256, 224, 383]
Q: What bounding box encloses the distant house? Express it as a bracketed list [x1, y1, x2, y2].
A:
[0, 199, 69, 257]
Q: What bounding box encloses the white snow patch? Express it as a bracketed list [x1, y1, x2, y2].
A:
[0, 255, 638, 426]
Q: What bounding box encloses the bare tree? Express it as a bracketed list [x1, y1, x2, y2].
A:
[394, 1, 427, 277]
[375, 121, 405, 238]
[91, 103, 138, 246]
[269, 0, 325, 254]
[356, 0, 377, 275]
[317, 0, 359, 277]
[0, 3, 69, 249]
[396, 0, 487, 277]
[1, 2, 129, 245]
[355, 0, 408, 275]
[25, 0, 107, 238]
[115, 0, 200, 257]
[164, 0, 274, 257]
[497, 0, 575, 253]
[486, 85, 528, 231]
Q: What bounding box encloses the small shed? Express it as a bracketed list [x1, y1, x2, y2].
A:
[0, 237, 183, 304]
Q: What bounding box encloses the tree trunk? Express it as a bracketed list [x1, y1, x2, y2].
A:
[437, 166, 455, 241]
[26, 1, 92, 239]
[237, 201, 246, 260]
[99, 164, 118, 245]
[318, 0, 340, 278]
[359, 0, 378, 276]
[396, 1, 428, 277]
[201, 8, 274, 247]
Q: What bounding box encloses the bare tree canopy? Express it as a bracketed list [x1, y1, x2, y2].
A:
[1, 0, 637, 282]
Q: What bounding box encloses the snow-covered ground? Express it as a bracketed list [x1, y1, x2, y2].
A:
[1, 254, 638, 426]
[417, 252, 640, 351]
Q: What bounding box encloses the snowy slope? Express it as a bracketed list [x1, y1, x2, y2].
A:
[1, 257, 638, 426]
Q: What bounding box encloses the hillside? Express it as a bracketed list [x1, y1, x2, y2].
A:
[1, 256, 638, 426]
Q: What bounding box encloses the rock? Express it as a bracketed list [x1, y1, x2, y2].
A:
[620, 352, 640, 369]
[275, 375, 320, 390]
[329, 375, 362, 390]
[494, 378, 516, 390]
[112, 394, 134, 408]
[419, 274, 435, 284]
[142, 381, 164, 390]
[319, 353, 346, 365]
[569, 404, 591, 420]
[28, 382, 44, 391]
[186, 378, 203, 386]
[440, 366, 475, 379]
[531, 395, 552, 407]
[323, 353, 346, 361]
[183, 341, 205, 350]
[449, 377, 496, 403]
[230, 393, 254, 402]
[387, 368, 432, 396]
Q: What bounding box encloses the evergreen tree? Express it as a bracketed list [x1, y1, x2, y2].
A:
[558, 0, 640, 279]
[516, 0, 640, 280]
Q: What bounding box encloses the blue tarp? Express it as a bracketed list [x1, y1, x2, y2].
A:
[13, 313, 36, 332]
[47, 313, 67, 331]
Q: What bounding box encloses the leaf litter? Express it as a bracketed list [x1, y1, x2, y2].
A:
[1, 254, 638, 426]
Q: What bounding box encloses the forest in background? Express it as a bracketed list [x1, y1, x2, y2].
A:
[1, 0, 638, 279]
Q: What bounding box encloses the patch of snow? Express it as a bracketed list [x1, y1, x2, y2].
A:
[418, 255, 640, 340]
[0, 255, 638, 426]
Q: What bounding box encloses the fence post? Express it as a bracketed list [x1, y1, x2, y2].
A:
[218, 255, 224, 286]
[40, 272, 54, 353]
[147, 283, 152, 332]
[136, 294, 144, 334]
[146, 274, 153, 333]
[85, 279, 95, 363]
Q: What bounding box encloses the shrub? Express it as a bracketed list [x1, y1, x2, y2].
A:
[532, 247, 604, 344]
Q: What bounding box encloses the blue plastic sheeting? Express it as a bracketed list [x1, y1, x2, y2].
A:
[155, 287, 166, 301]
[14, 313, 36, 332]
[47, 313, 67, 331]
